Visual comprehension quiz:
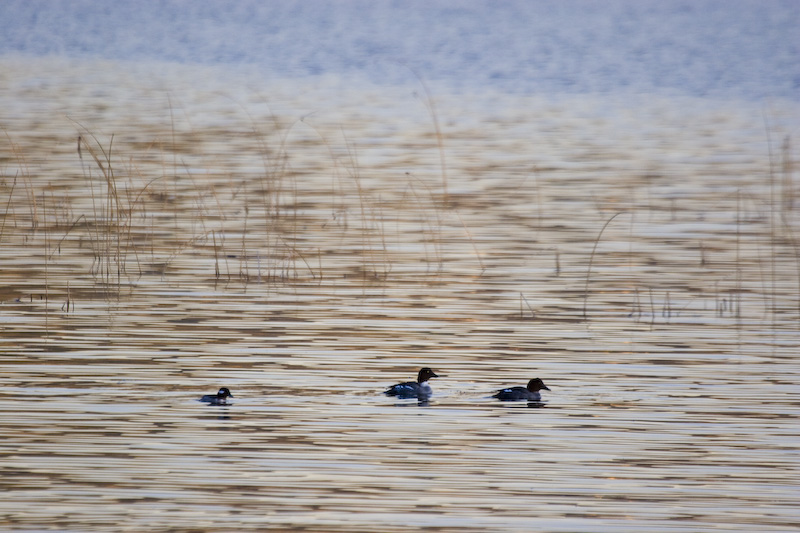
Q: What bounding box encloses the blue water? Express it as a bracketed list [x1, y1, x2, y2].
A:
[1, 0, 798, 100]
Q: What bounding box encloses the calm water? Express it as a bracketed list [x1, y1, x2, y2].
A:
[1, 2, 800, 531]
[1, 0, 798, 100]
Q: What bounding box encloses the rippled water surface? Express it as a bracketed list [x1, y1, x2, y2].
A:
[1, 58, 799, 531]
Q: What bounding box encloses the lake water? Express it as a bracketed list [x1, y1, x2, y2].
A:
[2, 0, 799, 100]
[1, 2, 799, 532]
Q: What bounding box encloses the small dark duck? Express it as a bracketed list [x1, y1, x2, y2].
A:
[492, 378, 550, 401]
[384, 367, 439, 399]
[200, 387, 234, 405]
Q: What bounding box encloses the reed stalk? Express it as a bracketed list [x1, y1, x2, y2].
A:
[583, 211, 624, 321]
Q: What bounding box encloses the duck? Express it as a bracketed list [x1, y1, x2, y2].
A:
[200, 387, 233, 405]
[492, 378, 550, 401]
[384, 367, 439, 399]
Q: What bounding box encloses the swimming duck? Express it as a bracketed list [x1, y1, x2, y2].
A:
[492, 378, 550, 401]
[200, 387, 233, 405]
[384, 367, 439, 399]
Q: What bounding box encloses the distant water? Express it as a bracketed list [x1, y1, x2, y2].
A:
[1, 0, 798, 100]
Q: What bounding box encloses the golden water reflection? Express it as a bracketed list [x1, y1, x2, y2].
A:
[1, 58, 799, 531]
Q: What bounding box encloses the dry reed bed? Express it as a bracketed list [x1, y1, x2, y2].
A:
[0, 76, 798, 329]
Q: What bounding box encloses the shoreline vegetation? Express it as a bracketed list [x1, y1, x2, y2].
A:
[1, 57, 798, 330]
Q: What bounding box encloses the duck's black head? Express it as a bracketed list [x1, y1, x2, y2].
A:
[417, 367, 439, 383]
[526, 378, 549, 392]
[217, 387, 233, 399]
